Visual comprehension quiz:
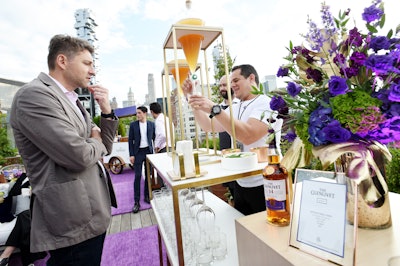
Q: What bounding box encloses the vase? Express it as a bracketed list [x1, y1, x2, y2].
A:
[335, 151, 392, 229]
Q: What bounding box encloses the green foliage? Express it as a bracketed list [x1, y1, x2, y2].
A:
[93, 116, 100, 126]
[200, 137, 220, 150]
[330, 89, 383, 133]
[386, 147, 400, 193]
[119, 117, 136, 136]
[94, 116, 135, 137]
[0, 115, 17, 165]
[210, 48, 236, 103]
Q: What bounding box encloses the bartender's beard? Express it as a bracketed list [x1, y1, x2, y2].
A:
[220, 90, 234, 100]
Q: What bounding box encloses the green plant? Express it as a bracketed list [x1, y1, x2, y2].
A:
[210, 47, 235, 103]
[200, 137, 220, 150]
[386, 147, 400, 193]
[0, 115, 17, 165]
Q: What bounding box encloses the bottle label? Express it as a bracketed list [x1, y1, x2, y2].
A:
[264, 179, 286, 210]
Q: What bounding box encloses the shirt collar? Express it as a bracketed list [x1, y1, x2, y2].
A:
[46, 73, 79, 102]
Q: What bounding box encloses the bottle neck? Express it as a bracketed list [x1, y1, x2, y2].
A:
[268, 135, 279, 164]
[267, 154, 280, 164]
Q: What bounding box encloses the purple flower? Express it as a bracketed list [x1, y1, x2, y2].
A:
[345, 27, 363, 47]
[387, 104, 400, 117]
[350, 51, 367, 65]
[286, 82, 302, 97]
[306, 18, 325, 51]
[362, 4, 384, 23]
[270, 96, 287, 111]
[306, 68, 323, 83]
[329, 76, 349, 96]
[322, 120, 352, 143]
[389, 82, 400, 102]
[308, 106, 334, 146]
[344, 66, 360, 78]
[277, 67, 289, 77]
[369, 36, 391, 52]
[284, 131, 297, 142]
[364, 54, 394, 75]
[366, 116, 400, 143]
[321, 3, 337, 37]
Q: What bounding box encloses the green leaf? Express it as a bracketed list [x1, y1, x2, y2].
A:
[366, 23, 378, 33]
[379, 14, 386, 28]
[387, 29, 393, 39]
[340, 18, 350, 27]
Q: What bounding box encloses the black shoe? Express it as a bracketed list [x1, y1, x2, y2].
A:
[0, 258, 9, 266]
[144, 196, 150, 204]
[132, 202, 140, 213]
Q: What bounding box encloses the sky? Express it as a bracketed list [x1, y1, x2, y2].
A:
[0, 0, 398, 106]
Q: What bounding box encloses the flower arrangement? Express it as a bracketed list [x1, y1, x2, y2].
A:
[256, 0, 400, 205]
[270, 0, 400, 152]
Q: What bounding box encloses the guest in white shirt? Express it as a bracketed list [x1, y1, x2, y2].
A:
[149, 102, 172, 153]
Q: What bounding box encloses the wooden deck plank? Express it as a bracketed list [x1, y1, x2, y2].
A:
[140, 209, 152, 227]
[149, 208, 158, 225]
[108, 214, 122, 235]
[120, 213, 132, 232]
[130, 211, 143, 229]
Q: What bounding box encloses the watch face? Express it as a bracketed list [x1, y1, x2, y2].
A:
[212, 105, 221, 113]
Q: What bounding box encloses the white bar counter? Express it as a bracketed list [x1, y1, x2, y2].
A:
[235, 192, 400, 265]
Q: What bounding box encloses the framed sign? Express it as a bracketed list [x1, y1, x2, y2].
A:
[289, 169, 355, 265]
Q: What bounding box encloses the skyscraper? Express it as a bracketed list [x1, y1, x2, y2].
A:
[146, 73, 156, 105]
[74, 9, 100, 117]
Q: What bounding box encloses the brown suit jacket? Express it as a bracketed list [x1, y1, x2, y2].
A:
[10, 72, 118, 252]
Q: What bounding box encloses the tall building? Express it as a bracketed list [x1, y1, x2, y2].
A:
[145, 73, 156, 105]
[74, 8, 100, 117]
[262, 75, 277, 93]
[122, 87, 136, 107]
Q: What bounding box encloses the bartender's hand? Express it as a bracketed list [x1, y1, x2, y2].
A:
[88, 84, 112, 114]
[182, 78, 194, 97]
[188, 94, 215, 113]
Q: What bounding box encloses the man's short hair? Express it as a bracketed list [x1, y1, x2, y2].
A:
[232, 64, 259, 85]
[137, 106, 148, 113]
[149, 102, 162, 114]
[47, 34, 94, 70]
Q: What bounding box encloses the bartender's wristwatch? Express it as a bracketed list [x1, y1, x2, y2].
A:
[209, 105, 222, 119]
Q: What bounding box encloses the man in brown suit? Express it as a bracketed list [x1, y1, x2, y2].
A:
[10, 34, 118, 265]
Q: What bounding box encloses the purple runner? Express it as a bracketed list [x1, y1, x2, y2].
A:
[101, 225, 167, 266]
[111, 167, 151, 215]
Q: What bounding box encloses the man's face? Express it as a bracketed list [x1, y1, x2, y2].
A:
[64, 50, 95, 89]
[230, 69, 251, 100]
[136, 109, 146, 122]
[219, 76, 233, 100]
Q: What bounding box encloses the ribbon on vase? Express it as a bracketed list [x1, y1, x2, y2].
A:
[312, 140, 392, 207]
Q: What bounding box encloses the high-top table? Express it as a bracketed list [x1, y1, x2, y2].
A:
[146, 152, 266, 266]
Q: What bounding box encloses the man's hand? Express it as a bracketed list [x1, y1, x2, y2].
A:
[88, 84, 112, 114]
[130, 156, 135, 164]
[91, 126, 102, 142]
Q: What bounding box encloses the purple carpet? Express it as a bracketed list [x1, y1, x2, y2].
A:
[111, 167, 151, 215]
[9, 226, 168, 266]
[101, 225, 168, 266]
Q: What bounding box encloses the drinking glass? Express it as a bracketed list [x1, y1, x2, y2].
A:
[196, 187, 216, 232]
[212, 231, 227, 260]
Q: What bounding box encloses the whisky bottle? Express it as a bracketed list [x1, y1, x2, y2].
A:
[263, 137, 290, 226]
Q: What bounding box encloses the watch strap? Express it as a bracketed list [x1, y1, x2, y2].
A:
[101, 109, 116, 118]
